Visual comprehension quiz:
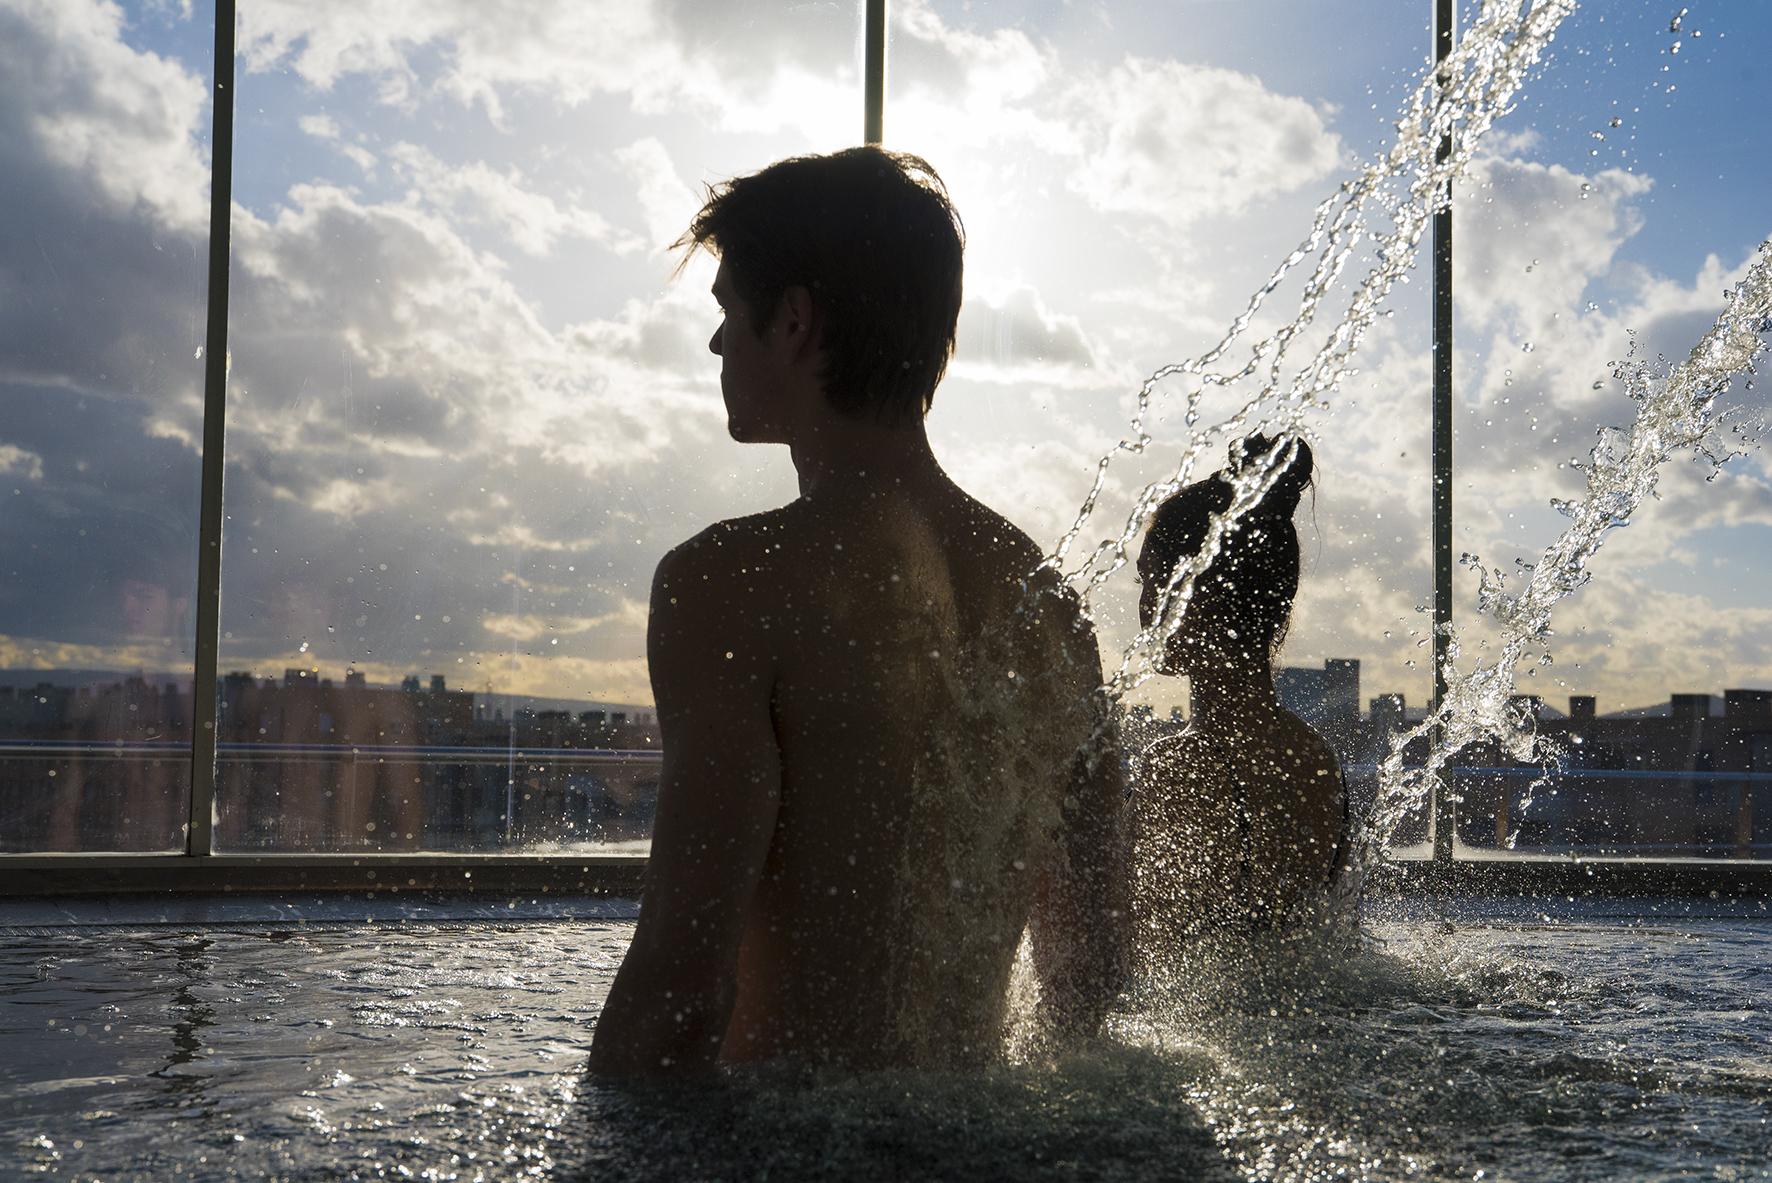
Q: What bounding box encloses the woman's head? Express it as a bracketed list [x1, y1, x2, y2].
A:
[1137, 434, 1314, 674]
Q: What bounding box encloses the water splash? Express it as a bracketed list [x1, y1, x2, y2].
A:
[1357, 241, 1772, 867]
[1044, 0, 1580, 709]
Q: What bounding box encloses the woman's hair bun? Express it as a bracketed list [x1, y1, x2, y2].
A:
[1234, 433, 1314, 519]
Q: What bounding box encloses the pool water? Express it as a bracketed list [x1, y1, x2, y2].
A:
[1, 898, 1767, 1181]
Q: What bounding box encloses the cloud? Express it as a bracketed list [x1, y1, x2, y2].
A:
[1455, 154, 1653, 333]
[614, 137, 703, 256]
[1067, 57, 1344, 228]
[298, 113, 340, 140]
[888, 3, 1342, 232]
[0, 444, 45, 482]
[1, 0, 209, 235]
[953, 287, 1105, 385]
[236, 0, 858, 141]
[385, 142, 636, 257]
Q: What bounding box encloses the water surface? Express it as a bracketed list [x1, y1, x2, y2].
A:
[1, 900, 1767, 1181]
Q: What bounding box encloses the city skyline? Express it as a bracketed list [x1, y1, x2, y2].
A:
[5, 657, 1767, 729]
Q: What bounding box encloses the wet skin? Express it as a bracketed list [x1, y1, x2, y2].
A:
[588, 267, 1125, 1077]
[1130, 541, 1344, 940]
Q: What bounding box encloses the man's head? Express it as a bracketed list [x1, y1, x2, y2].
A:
[680, 147, 965, 436]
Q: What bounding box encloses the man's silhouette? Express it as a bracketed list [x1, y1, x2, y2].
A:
[589, 148, 1124, 1076]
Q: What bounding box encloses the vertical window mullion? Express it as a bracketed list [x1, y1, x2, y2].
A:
[864, 0, 886, 144]
[187, 0, 238, 858]
[1430, 0, 1456, 862]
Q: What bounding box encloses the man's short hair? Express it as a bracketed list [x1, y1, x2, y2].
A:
[678, 147, 965, 426]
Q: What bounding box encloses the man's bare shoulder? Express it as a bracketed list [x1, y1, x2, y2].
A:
[658, 506, 802, 588]
[949, 490, 1046, 570]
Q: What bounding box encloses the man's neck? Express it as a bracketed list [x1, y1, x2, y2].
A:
[789, 414, 943, 499]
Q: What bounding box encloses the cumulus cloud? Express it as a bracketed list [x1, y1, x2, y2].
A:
[1, 0, 209, 234]
[1067, 57, 1344, 228]
[237, 0, 857, 141]
[0, 444, 46, 482]
[953, 287, 1105, 386]
[613, 137, 703, 255]
[889, 2, 1342, 233]
[385, 142, 636, 257]
[1455, 154, 1652, 333]
[298, 113, 340, 140]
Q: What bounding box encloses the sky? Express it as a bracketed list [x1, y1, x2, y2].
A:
[1, 0, 1768, 724]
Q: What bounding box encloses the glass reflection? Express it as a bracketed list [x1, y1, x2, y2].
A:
[1451, 0, 1772, 860]
[0, 0, 211, 852]
[215, 0, 864, 851]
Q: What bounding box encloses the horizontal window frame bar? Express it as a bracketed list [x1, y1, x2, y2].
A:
[0, 852, 647, 897]
[3, 854, 1767, 900]
[1377, 857, 1772, 898]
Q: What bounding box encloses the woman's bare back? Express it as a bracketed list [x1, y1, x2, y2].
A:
[1131, 709, 1344, 957]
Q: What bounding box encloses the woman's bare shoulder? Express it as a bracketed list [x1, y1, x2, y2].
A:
[1273, 711, 1343, 779]
[1136, 728, 1221, 783]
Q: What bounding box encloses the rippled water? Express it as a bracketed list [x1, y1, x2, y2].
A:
[2, 903, 1767, 1181]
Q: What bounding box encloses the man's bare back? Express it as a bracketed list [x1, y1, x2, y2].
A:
[710, 481, 1106, 1066]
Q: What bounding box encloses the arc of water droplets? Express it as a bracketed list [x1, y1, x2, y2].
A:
[1039, 0, 1578, 708]
[1350, 241, 1772, 864]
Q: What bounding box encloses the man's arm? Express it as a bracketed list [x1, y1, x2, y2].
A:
[588, 530, 781, 1078]
[1030, 623, 1130, 1041]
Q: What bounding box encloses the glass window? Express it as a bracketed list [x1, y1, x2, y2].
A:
[213, 1, 866, 851]
[889, 0, 1436, 853]
[1451, 0, 1772, 859]
[0, 1, 212, 852]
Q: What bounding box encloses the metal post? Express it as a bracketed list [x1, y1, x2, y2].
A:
[187, 0, 237, 857]
[864, 0, 886, 145]
[1430, 0, 1457, 863]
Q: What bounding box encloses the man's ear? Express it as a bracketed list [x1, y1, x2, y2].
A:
[774, 284, 821, 362]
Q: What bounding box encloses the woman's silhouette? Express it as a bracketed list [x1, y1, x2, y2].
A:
[1130, 435, 1347, 952]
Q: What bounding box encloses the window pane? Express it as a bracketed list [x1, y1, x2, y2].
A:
[0, 1, 211, 853]
[214, 1, 864, 851]
[1452, 1, 1772, 859]
[889, 1, 1434, 854]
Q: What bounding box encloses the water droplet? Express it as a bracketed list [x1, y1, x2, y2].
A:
[1521, 342, 1534, 353]
[298, 641, 309, 653]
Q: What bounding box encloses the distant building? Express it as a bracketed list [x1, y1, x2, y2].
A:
[1670, 693, 1714, 720]
[1370, 693, 1407, 735]
[1273, 659, 1360, 742]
